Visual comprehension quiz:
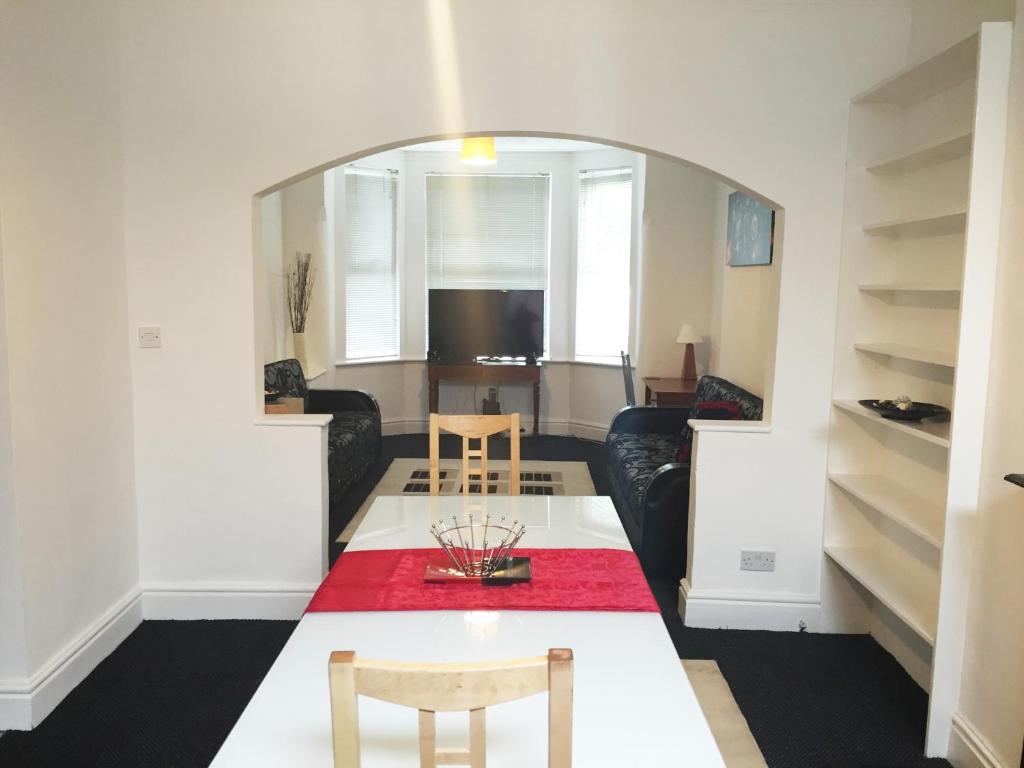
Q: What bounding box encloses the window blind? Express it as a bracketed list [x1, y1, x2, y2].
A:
[425, 173, 550, 290]
[343, 167, 399, 360]
[574, 168, 633, 360]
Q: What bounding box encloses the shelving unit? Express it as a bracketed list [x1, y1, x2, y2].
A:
[828, 474, 944, 548]
[823, 25, 1012, 757]
[866, 133, 973, 175]
[832, 399, 950, 448]
[862, 211, 967, 238]
[858, 284, 960, 297]
[852, 342, 956, 368]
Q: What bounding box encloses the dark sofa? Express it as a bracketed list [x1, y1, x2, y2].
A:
[606, 375, 763, 580]
[264, 359, 382, 513]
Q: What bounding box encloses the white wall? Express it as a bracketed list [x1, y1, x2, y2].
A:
[638, 156, 718, 380]
[0, 0, 141, 724]
[259, 192, 287, 364]
[279, 174, 329, 378]
[708, 184, 778, 397]
[113, 0, 911, 634]
[948, 5, 1024, 767]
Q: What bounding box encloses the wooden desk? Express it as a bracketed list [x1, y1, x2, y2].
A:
[642, 377, 697, 407]
[428, 361, 541, 435]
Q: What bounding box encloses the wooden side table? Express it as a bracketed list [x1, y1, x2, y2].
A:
[642, 377, 697, 407]
[428, 361, 541, 435]
[264, 396, 305, 415]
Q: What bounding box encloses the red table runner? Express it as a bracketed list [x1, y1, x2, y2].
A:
[306, 548, 659, 613]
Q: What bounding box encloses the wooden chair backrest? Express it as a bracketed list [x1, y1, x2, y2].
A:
[429, 413, 521, 496]
[328, 648, 573, 768]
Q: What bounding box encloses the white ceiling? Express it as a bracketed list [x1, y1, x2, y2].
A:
[402, 137, 614, 153]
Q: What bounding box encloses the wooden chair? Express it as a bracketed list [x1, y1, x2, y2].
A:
[328, 648, 573, 767]
[429, 413, 521, 496]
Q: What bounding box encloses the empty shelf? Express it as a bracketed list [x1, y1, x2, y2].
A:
[867, 133, 973, 175]
[825, 545, 938, 644]
[854, 342, 956, 368]
[833, 399, 950, 449]
[829, 474, 944, 549]
[859, 283, 960, 297]
[863, 211, 967, 239]
[854, 33, 977, 106]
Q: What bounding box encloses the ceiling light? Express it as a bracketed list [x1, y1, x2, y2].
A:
[460, 137, 497, 165]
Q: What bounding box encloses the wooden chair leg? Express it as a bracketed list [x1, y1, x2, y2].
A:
[419, 710, 438, 768]
[429, 414, 441, 496]
[469, 708, 486, 768]
[328, 651, 361, 768]
[509, 413, 520, 496]
[548, 649, 573, 768]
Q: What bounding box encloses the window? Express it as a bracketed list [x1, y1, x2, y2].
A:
[574, 168, 632, 361]
[425, 173, 550, 290]
[342, 167, 399, 360]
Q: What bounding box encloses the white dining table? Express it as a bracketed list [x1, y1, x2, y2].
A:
[211, 496, 725, 766]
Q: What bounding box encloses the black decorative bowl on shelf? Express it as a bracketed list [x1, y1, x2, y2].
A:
[264, 388, 283, 403]
[858, 399, 950, 422]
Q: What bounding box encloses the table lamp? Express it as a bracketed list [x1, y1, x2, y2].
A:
[675, 324, 701, 383]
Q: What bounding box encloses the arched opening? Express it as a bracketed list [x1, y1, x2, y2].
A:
[254, 131, 782, 573]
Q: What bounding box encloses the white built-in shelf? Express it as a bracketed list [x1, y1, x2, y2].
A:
[829, 474, 944, 549]
[824, 545, 938, 645]
[863, 211, 967, 239]
[833, 399, 951, 449]
[867, 133, 973, 175]
[859, 283, 960, 298]
[854, 33, 978, 106]
[854, 341, 956, 368]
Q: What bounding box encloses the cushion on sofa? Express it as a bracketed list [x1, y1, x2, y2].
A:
[679, 375, 763, 449]
[607, 432, 681, 525]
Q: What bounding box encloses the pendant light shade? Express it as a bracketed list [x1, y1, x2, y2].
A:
[460, 136, 497, 166]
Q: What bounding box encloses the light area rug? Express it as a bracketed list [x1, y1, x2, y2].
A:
[683, 660, 768, 768]
[338, 458, 596, 543]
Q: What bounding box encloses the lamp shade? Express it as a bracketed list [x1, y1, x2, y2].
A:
[460, 137, 497, 166]
[675, 324, 701, 345]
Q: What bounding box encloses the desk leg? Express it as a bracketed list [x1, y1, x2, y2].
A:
[644, 386, 652, 406]
[429, 379, 439, 414]
[533, 380, 540, 436]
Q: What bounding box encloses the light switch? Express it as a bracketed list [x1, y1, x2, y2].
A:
[138, 326, 162, 348]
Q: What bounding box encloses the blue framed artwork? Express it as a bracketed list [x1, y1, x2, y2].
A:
[727, 191, 775, 267]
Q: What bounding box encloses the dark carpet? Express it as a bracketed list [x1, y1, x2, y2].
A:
[0, 435, 949, 767]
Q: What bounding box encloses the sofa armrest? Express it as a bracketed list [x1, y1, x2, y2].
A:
[638, 462, 691, 581]
[307, 389, 381, 417]
[608, 406, 691, 438]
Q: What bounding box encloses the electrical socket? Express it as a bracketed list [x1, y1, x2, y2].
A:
[138, 326, 162, 348]
[740, 550, 776, 572]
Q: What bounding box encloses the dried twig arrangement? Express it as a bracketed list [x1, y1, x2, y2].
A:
[286, 252, 315, 333]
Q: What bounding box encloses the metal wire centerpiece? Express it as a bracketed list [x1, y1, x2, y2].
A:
[429, 514, 526, 577]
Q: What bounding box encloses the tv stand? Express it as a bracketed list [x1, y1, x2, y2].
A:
[427, 360, 541, 435]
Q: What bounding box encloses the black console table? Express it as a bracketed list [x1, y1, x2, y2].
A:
[427, 361, 541, 435]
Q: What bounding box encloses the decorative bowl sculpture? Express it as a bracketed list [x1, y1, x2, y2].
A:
[428, 514, 527, 581]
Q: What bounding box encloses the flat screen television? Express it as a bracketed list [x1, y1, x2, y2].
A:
[428, 289, 544, 362]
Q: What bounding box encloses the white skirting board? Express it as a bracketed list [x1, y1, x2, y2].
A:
[0, 583, 319, 730]
[140, 582, 319, 621]
[0, 588, 143, 730]
[679, 579, 822, 633]
[948, 713, 1008, 768]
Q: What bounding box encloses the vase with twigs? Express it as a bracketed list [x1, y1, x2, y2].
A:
[287, 252, 315, 373]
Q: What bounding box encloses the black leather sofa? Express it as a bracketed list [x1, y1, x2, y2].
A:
[264, 359, 382, 513]
[606, 375, 763, 580]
